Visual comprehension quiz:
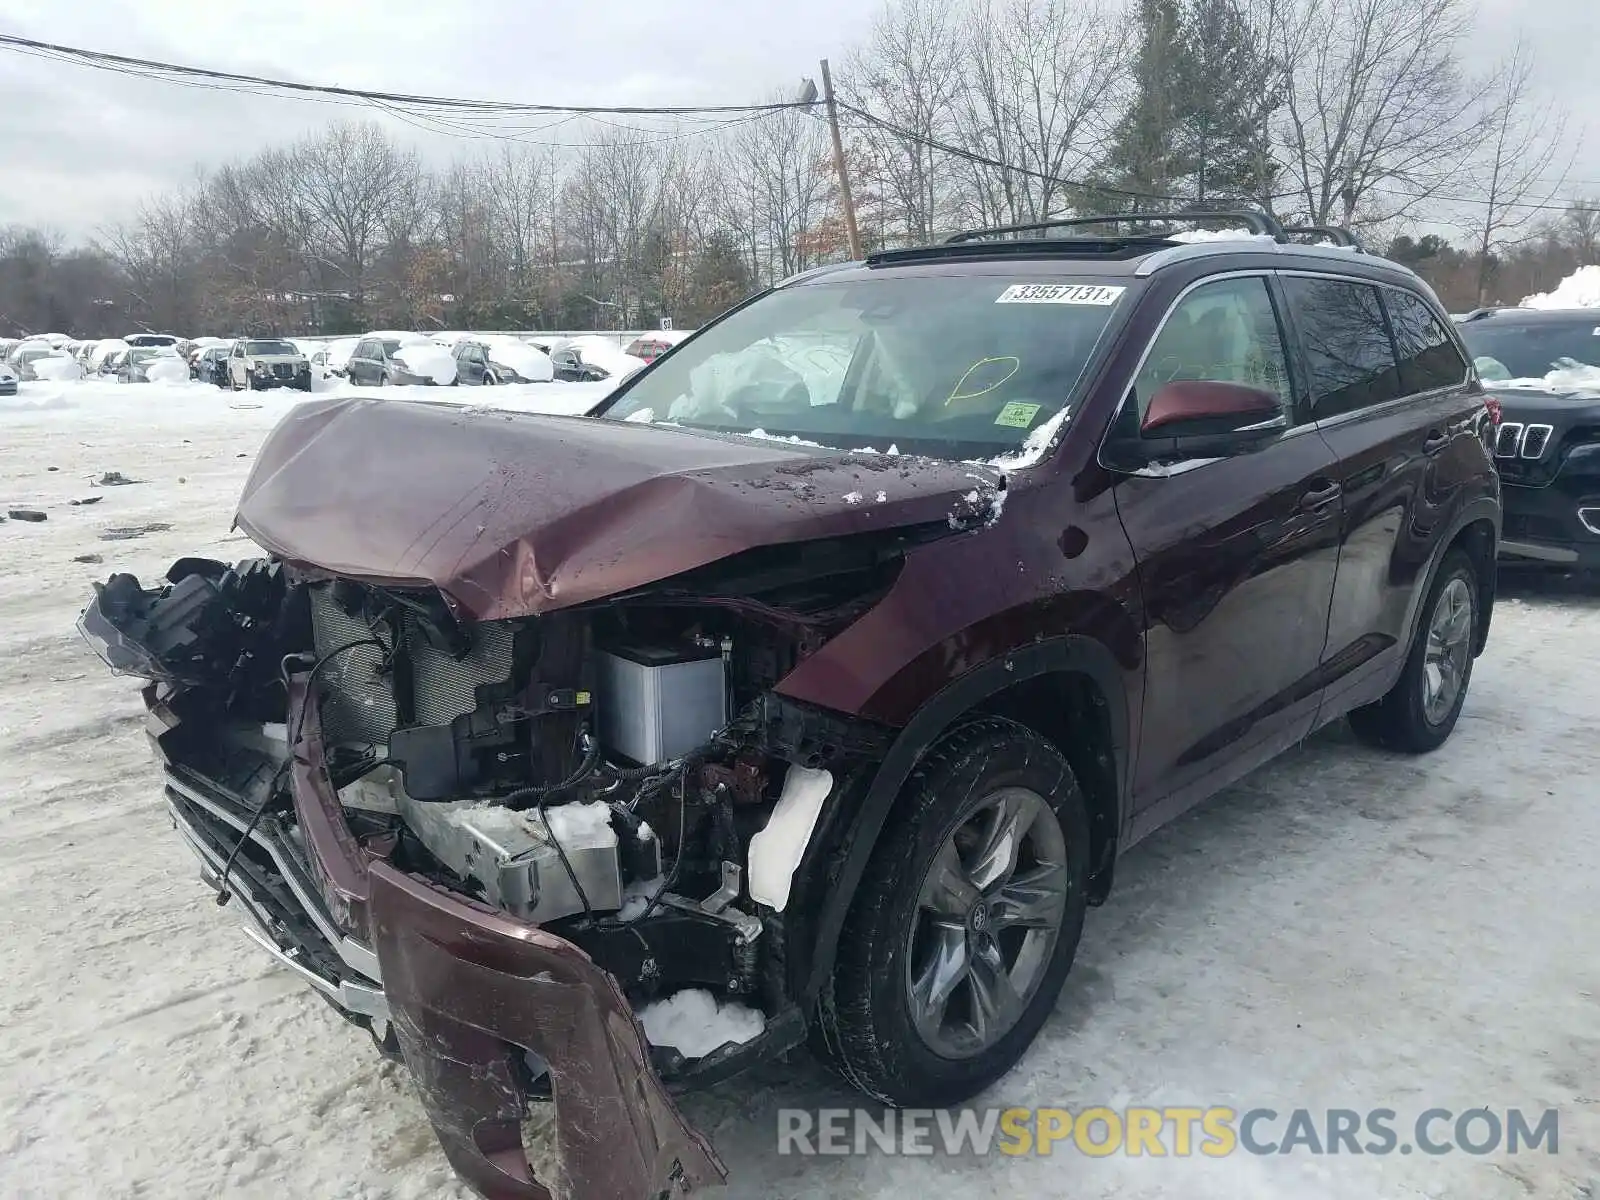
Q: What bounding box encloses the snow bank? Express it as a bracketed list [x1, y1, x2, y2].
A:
[636, 989, 766, 1058]
[1521, 266, 1600, 310]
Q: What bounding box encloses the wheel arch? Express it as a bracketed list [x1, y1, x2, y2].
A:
[1445, 512, 1497, 655]
[796, 635, 1130, 1008]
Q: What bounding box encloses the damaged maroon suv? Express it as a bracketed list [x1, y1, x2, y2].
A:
[79, 212, 1500, 1199]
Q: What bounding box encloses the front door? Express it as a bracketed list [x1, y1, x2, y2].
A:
[1111, 274, 1342, 835]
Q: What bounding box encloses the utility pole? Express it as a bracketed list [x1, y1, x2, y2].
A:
[819, 59, 864, 261]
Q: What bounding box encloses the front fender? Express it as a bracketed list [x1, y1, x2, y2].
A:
[792, 633, 1132, 1007]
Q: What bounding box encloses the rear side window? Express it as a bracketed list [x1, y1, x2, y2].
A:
[1386, 289, 1467, 394]
[1284, 277, 1402, 419]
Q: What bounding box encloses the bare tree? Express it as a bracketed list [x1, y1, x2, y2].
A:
[1274, 0, 1486, 227]
[840, 0, 964, 242]
[1562, 198, 1600, 266]
[292, 122, 419, 321]
[949, 0, 1128, 227]
[721, 99, 836, 281]
[1463, 38, 1575, 304]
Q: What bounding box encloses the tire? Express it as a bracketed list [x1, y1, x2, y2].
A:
[1348, 549, 1479, 753]
[815, 717, 1091, 1107]
[484, 371, 497, 386]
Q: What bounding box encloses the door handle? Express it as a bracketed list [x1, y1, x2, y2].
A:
[1422, 430, 1449, 456]
[1300, 481, 1342, 510]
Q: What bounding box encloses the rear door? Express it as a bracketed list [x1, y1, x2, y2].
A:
[1280, 276, 1479, 715]
[1111, 273, 1343, 834]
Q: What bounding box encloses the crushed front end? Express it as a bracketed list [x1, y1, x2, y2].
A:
[78, 546, 896, 1199]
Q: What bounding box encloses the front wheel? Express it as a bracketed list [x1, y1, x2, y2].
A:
[1349, 549, 1480, 753]
[816, 718, 1090, 1107]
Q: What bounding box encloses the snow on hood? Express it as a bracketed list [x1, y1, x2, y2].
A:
[145, 355, 190, 383]
[391, 341, 456, 385]
[235, 395, 996, 619]
[1488, 362, 1600, 397]
[565, 335, 649, 379]
[33, 354, 84, 381]
[483, 339, 555, 382]
[1521, 266, 1600, 310]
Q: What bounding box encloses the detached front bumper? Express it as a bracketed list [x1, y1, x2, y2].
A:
[158, 685, 724, 1200]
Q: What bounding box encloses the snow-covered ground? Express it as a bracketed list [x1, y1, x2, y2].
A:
[2, 380, 1598, 1200]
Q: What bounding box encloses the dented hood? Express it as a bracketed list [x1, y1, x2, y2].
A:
[235, 396, 997, 619]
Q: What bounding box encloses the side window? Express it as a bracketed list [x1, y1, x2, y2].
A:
[354, 341, 371, 359]
[1386, 289, 1468, 394]
[1284, 277, 1402, 419]
[1135, 275, 1292, 423]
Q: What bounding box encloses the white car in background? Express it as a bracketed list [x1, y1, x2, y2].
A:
[225, 337, 314, 391]
[310, 336, 361, 378]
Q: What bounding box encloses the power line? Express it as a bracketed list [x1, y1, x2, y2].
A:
[0, 32, 812, 117]
[835, 100, 1208, 206]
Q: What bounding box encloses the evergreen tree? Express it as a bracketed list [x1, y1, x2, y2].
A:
[1176, 0, 1280, 206]
[1101, 0, 1280, 210]
[1102, 0, 1188, 205]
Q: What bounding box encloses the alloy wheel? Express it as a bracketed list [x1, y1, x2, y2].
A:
[904, 786, 1069, 1059]
[1422, 576, 1473, 725]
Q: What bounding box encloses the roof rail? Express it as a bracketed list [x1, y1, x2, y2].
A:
[1458, 307, 1503, 322]
[866, 236, 1180, 267]
[1282, 225, 1365, 251]
[945, 209, 1285, 244]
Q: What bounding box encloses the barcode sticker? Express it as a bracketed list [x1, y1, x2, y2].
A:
[996, 283, 1125, 305]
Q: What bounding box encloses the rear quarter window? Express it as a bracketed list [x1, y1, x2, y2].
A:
[1386, 289, 1468, 394]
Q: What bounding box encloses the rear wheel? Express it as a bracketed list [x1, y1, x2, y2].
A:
[1349, 549, 1479, 753]
[816, 718, 1089, 1106]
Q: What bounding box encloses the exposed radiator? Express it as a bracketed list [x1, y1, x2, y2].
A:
[307, 584, 516, 747]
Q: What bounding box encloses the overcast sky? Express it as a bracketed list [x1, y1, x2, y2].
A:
[0, 0, 1594, 242]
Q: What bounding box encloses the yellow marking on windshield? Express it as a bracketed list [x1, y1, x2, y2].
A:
[945, 356, 1021, 406]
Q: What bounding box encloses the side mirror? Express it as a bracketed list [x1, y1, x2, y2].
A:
[1134, 379, 1286, 461]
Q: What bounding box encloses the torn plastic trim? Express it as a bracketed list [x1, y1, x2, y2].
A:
[370, 863, 726, 1200]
